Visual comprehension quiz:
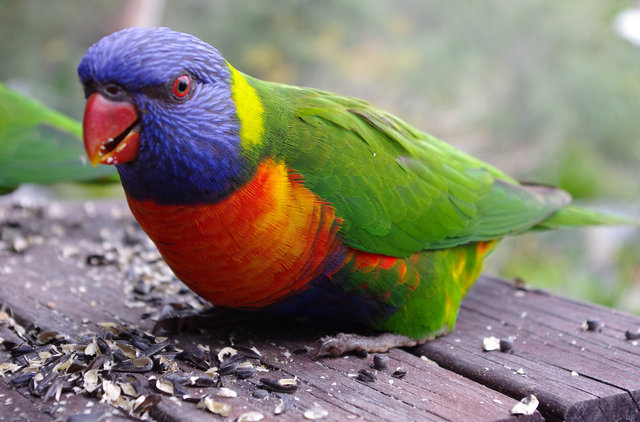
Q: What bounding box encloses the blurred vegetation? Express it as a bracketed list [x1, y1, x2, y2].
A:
[1, 0, 639, 312]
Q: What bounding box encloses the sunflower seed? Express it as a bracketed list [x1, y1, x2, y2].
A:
[198, 397, 232, 416]
[259, 377, 298, 393]
[499, 338, 513, 353]
[510, 394, 539, 415]
[111, 356, 153, 373]
[274, 395, 292, 414]
[217, 387, 238, 398]
[132, 394, 162, 414]
[357, 369, 376, 383]
[237, 411, 264, 421]
[391, 370, 406, 379]
[625, 330, 640, 340]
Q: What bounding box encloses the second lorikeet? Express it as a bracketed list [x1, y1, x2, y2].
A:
[78, 27, 628, 355]
[0, 83, 116, 194]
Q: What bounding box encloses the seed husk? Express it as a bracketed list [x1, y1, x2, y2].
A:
[357, 369, 376, 383]
[625, 330, 640, 340]
[233, 345, 262, 359]
[237, 411, 264, 421]
[176, 349, 210, 370]
[259, 377, 298, 393]
[191, 372, 220, 387]
[236, 364, 256, 379]
[112, 356, 153, 373]
[10, 372, 34, 388]
[217, 387, 238, 398]
[198, 396, 232, 416]
[482, 336, 500, 352]
[499, 338, 514, 353]
[274, 395, 292, 414]
[582, 318, 602, 332]
[391, 370, 406, 379]
[510, 394, 539, 415]
[132, 394, 162, 414]
[141, 339, 170, 357]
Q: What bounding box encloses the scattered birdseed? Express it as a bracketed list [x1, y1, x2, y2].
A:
[252, 388, 268, 399]
[304, 404, 329, 420]
[373, 354, 389, 370]
[510, 394, 539, 415]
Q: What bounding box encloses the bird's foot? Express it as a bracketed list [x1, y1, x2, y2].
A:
[316, 332, 426, 357]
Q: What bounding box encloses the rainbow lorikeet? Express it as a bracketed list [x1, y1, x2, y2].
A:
[78, 27, 625, 355]
[0, 83, 116, 194]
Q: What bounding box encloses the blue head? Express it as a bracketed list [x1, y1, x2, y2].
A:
[78, 27, 247, 204]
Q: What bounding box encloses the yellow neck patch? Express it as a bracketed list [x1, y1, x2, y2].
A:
[228, 62, 264, 149]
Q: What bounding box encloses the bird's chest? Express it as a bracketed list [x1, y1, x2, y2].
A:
[125, 159, 344, 309]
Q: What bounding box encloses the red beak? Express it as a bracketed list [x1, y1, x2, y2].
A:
[82, 92, 140, 166]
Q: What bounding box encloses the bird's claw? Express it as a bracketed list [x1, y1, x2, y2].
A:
[316, 332, 423, 357]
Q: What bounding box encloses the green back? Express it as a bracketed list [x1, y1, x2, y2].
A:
[249, 76, 571, 257]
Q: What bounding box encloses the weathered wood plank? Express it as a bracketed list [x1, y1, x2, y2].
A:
[15, 196, 640, 420]
[415, 277, 640, 421]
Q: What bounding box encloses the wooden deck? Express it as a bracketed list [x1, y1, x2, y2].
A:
[0, 197, 639, 421]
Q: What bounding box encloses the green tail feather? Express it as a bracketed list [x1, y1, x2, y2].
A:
[534, 205, 637, 230]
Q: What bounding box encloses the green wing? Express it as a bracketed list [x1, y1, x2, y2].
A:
[0, 83, 116, 194]
[253, 79, 605, 257]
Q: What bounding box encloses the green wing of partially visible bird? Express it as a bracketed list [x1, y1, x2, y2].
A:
[254, 80, 631, 257]
[0, 83, 117, 194]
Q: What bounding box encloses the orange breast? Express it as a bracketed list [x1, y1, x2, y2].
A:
[126, 159, 343, 309]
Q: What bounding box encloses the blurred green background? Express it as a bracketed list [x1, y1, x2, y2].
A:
[1, 0, 639, 312]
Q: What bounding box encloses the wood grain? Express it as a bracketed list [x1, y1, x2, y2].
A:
[2, 197, 633, 421]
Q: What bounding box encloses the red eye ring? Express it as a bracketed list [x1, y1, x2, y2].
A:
[172, 74, 191, 98]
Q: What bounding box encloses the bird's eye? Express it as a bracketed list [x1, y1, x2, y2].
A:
[172, 74, 191, 99]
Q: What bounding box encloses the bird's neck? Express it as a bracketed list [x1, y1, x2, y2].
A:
[116, 130, 252, 205]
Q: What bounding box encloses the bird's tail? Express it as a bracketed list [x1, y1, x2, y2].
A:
[534, 205, 637, 230]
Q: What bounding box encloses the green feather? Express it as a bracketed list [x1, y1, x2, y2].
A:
[243, 75, 631, 258]
[0, 83, 116, 193]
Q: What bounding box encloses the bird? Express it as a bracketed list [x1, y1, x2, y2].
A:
[0, 83, 116, 194]
[78, 27, 629, 355]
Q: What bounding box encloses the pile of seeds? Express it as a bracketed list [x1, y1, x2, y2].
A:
[0, 199, 305, 419]
[0, 307, 286, 419]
